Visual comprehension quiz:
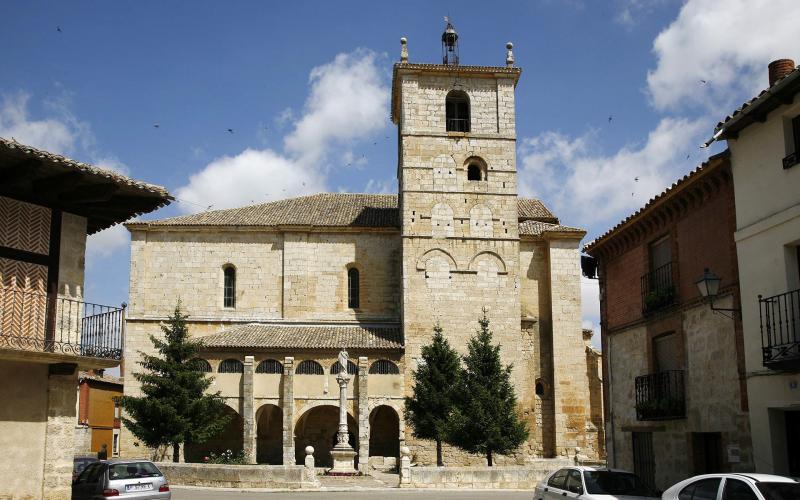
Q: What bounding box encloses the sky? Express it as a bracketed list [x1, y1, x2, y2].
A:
[3, 0, 800, 348]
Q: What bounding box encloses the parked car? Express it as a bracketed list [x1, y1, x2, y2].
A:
[662, 473, 800, 500]
[534, 466, 660, 500]
[72, 456, 99, 482]
[72, 459, 170, 499]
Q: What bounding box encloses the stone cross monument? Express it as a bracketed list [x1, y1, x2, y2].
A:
[328, 348, 358, 475]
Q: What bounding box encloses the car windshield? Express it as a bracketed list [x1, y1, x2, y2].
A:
[756, 482, 800, 500]
[108, 462, 162, 480]
[583, 470, 656, 496]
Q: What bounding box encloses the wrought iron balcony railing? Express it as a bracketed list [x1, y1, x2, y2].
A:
[760, 288, 800, 370]
[446, 118, 470, 133]
[0, 286, 124, 361]
[635, 370, 686, 421]
[641, 261, 677, 314]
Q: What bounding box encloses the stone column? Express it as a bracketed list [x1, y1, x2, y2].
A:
[42, 363, 78, 500]
[329, 370, 357, 474]
[242, 355, 256, 464]
[399, 446, 411, 487]
[357, 356, 369, 472]
[282, 357, 295, 465]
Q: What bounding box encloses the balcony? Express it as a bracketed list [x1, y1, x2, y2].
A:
[446, 118, 470, 133]
[783, 151, 798, 170]
[760, 288, 800, 370]
[635, 370, 686, 421]
[0, 286, 124, 361]
[641, 261, 677, 314]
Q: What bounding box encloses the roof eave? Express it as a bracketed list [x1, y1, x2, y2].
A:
[706, 68, 800, 146]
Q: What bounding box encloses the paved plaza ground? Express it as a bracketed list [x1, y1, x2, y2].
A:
[171, 488, 535, 499]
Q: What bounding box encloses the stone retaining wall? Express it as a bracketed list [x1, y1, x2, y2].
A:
[155, 463, 318, 489]
[403, 459, 572, 489]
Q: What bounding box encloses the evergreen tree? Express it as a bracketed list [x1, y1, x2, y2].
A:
[118, 302, 231, 462]
[447, 310, 529, 466]
[404, 323, 461, 466]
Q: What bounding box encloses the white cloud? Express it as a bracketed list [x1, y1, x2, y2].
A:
[176, 49, 390, 214]
[519, 117, 707, 226]
[647, 0, 800, 111]
[0, 92, 75, 153]
[175, 148, 325, 212]
[364, 178, 395, 194]
[615, 0, 671, 27]
[86, 224, 130, 259]
[284, 50, 390, 164]
[93, 156, 131, 176]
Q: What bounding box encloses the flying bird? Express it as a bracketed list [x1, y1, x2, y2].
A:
[700, 80, 708, 84]
[634, 176, 639, 182]
[227, 128, 234, 134]
[153, 123, 160, 128]
[687, 154, 691, 159]
[608, 116, 613, 123]
[57, 26, 62, 32]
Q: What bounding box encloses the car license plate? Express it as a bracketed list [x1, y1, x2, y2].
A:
[126, 483, 153, 492]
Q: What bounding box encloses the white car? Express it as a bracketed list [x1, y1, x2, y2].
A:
[662, 473, 800, 500]
[534, 466, 660, 500]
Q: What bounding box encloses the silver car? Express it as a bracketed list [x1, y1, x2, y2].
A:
[662, 473, 800, 500]
[534, 466, 660, 500]
[71, 459, 171, 499]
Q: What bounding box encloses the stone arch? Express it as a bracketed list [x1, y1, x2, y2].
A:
[468, 251, 507, 273]
[256, 404, 283, 464]
[415, 248, 457, 272]
[464, 156, 488, 181]
[184, 405, 243, 463]
[293, 404, 358, 467]
[469, 204, 493, 238]
[368, 405, 400, 460]
[430, 203, 454, 238]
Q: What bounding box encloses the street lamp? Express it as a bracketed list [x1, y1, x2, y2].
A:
[694, 267, 740, 317]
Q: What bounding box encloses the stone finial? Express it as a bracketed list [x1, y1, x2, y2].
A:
[400, 37, 408, 63]
[506, 42, 514, 68]
[304, 446, 315, 470]
[400, 446, 411, 458]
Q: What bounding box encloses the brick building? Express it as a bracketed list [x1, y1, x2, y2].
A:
[585, 152, 753, 490]
[121, 28, 604, 468]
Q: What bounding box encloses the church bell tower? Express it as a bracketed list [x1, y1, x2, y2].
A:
[391, 24, 526, 416]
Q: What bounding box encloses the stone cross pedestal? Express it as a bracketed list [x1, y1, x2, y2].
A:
[328, 350, 358, 475]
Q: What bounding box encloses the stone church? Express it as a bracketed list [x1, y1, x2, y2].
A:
[122, 28, 604, 469]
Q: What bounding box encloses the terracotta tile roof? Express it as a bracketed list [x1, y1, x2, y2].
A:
[584, 150, 730, 254]
[517, 198, 558, 223]
[78, 371, 123, 386]
[199, 323, 403, 350]
[131, 193, 561, 230]
[0, 137, 170, 198]
[519, 220, 584, 237]
[708, 64, 800, 144]
[0, 137, 172, 233]
[134, 193, 399, 228]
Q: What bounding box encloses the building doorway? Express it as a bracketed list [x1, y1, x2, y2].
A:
[787, 411, 800, 477]
[256, 404, 282, 464]
[691, 432, 722, 475]
[369, 405, 400, 466]
[632, 432, 655, 490]
[294, 405, 357, 467]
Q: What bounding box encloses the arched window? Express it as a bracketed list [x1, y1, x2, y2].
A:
[348, 267, 360, 309]
[256, 359, 283, 374]
[467, 164, 482, 181]
[191, 358, 212, 373]
[446, 90, 470, 132]
[223, 265, 236, 308]
[330, 360, 358, 375]
[218, 359, 244, 373]
[369, 359, 400, 375]
[295, 360, 324, 375]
